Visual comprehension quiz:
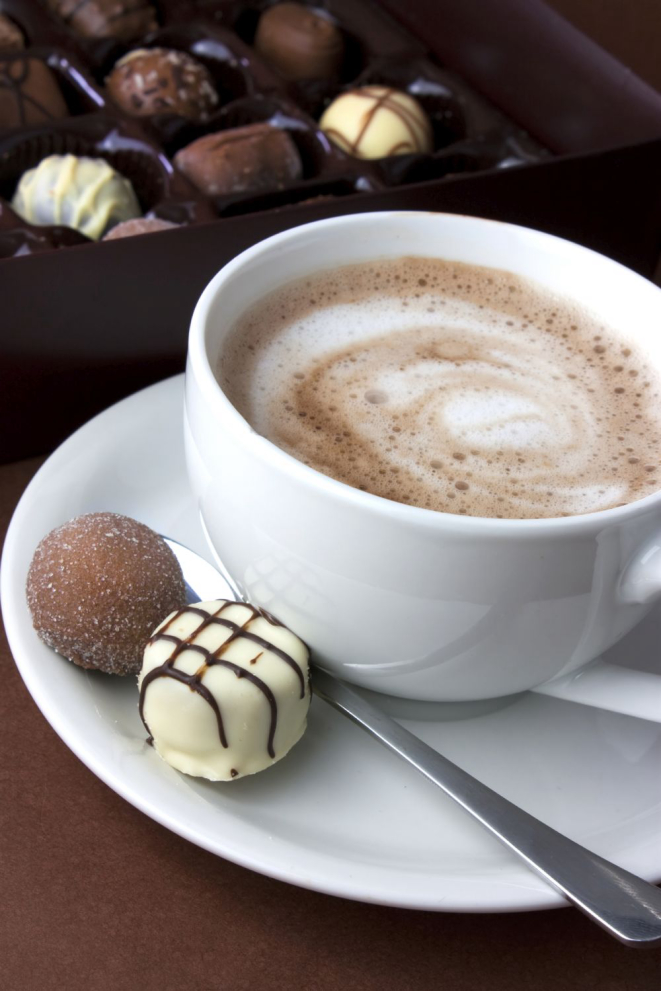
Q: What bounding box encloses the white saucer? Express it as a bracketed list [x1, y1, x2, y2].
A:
[3, 375, 660, 913]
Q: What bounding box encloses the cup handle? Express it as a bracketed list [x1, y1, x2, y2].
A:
[532, 662, 661, 722]
[533, 537, 661, 721]
[618, 537, 661, 605]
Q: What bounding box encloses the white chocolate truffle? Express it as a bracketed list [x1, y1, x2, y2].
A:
[319, 85, 433, 159]
[139, 600, 310, 781]
[11, 154, 141, 240]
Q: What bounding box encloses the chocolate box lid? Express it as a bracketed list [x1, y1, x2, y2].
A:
[1, 0, 660, 461]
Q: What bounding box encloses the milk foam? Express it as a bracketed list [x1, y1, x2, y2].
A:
[220, 258, 661, 519]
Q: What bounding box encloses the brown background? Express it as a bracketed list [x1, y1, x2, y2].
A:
[548, 0, 661, 92]
[2, 3, 661, 989]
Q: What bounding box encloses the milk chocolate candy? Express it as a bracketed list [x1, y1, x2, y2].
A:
[46, 0, 158, 43]
[0, 57, 68, 127]
[139, 599, 310, 780]
[174, 122, 303, 197]
[102, 216, 177, 240]
[26, 513, 187, 676]
[0, 13, 25, 51]
[254, 2, 344, 81]
[11, 154, 141, 240]
[320, 85, 433, 159]
[106, 48, 218, 120]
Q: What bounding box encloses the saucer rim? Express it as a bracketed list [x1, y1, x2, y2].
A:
[3, 374, 659, 914]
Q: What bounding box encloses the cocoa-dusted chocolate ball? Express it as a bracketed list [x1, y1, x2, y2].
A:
[106, 48, 218, 120]
[0, 14, 25, 51]
[46, 0, 157, 43]
[174, 122, 302, 197]
[254, 2, 343, 81]
[0, 57, 68, 127]
[102, 216, 177, 240]
[26, 513, 187, 676]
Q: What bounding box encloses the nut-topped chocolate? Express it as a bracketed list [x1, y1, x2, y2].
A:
[254, 2, 344, 81]
[11, 154, 141, 239]
[139, 599, 310, 780]
[26, 513, 187, 676]
[46, 0, 157, 42]
[320, 85, 433, 158]
[0, 13, 25, 51]
[0, 57, 68, 126]
[106, 48, 219, 120]
[174, 122, 303, 197]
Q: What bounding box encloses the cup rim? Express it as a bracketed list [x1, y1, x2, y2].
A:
[187, 210, 661, 534]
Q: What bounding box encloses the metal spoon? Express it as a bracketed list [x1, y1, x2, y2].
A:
[164, 536, 661, 947]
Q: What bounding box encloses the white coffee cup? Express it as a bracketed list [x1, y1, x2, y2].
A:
[184, 212, 661, 713]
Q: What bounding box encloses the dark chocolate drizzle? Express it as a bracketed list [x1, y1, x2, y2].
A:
[0, 59, 61, 126]
[139, 601, 306, 761]
[324, 86, 430, 157]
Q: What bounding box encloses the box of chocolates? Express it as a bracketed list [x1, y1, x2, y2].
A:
[1, 0, 660, 460]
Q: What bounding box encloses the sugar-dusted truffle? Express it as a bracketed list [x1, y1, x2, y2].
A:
[320, 85, 433, 159]
[26, 513, 187, 676]
[102, 216, 177, 240]
[11, 154, 141, 240]
[106, 48, 218, 120]
[140, 599, 310, 780]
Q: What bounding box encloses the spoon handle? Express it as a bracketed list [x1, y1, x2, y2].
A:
[161, 536, 661, 945]
[312, 668, 661, 947]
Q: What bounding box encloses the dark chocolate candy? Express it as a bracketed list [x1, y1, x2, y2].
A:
[254, 2, 344, 81]
[106, 48, 218, 120]
[0, 57, 68, 127]
[0, 13, 25, 51]
[46, 0, 158, 43]
[174, 122, 303, 197]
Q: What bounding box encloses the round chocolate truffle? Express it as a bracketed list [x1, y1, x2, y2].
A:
[26, 513, 187, 676]
[46, 0, 157, 43]
[11, 154, 141, 240]
[320, 86, 433, 159]
[106, 48, 218, 120]
[102, 216, 177, 240]
[0, 57, 68, 127]
[140, 599, 310, 780]
[0, 13, 25, 51]
[254, 2, 343, 81]
[174, 122, 302, 197]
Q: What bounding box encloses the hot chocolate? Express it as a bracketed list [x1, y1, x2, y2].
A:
[219, 256, 661, 519]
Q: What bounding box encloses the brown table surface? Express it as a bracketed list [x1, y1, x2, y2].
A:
[2, 456, 660, 990]
[3, 4, 661, 984]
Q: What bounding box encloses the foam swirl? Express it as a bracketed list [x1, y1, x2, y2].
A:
[221, 258, 661, 519]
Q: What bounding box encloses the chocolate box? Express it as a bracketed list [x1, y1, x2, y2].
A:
[1, 0, 660, 462]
